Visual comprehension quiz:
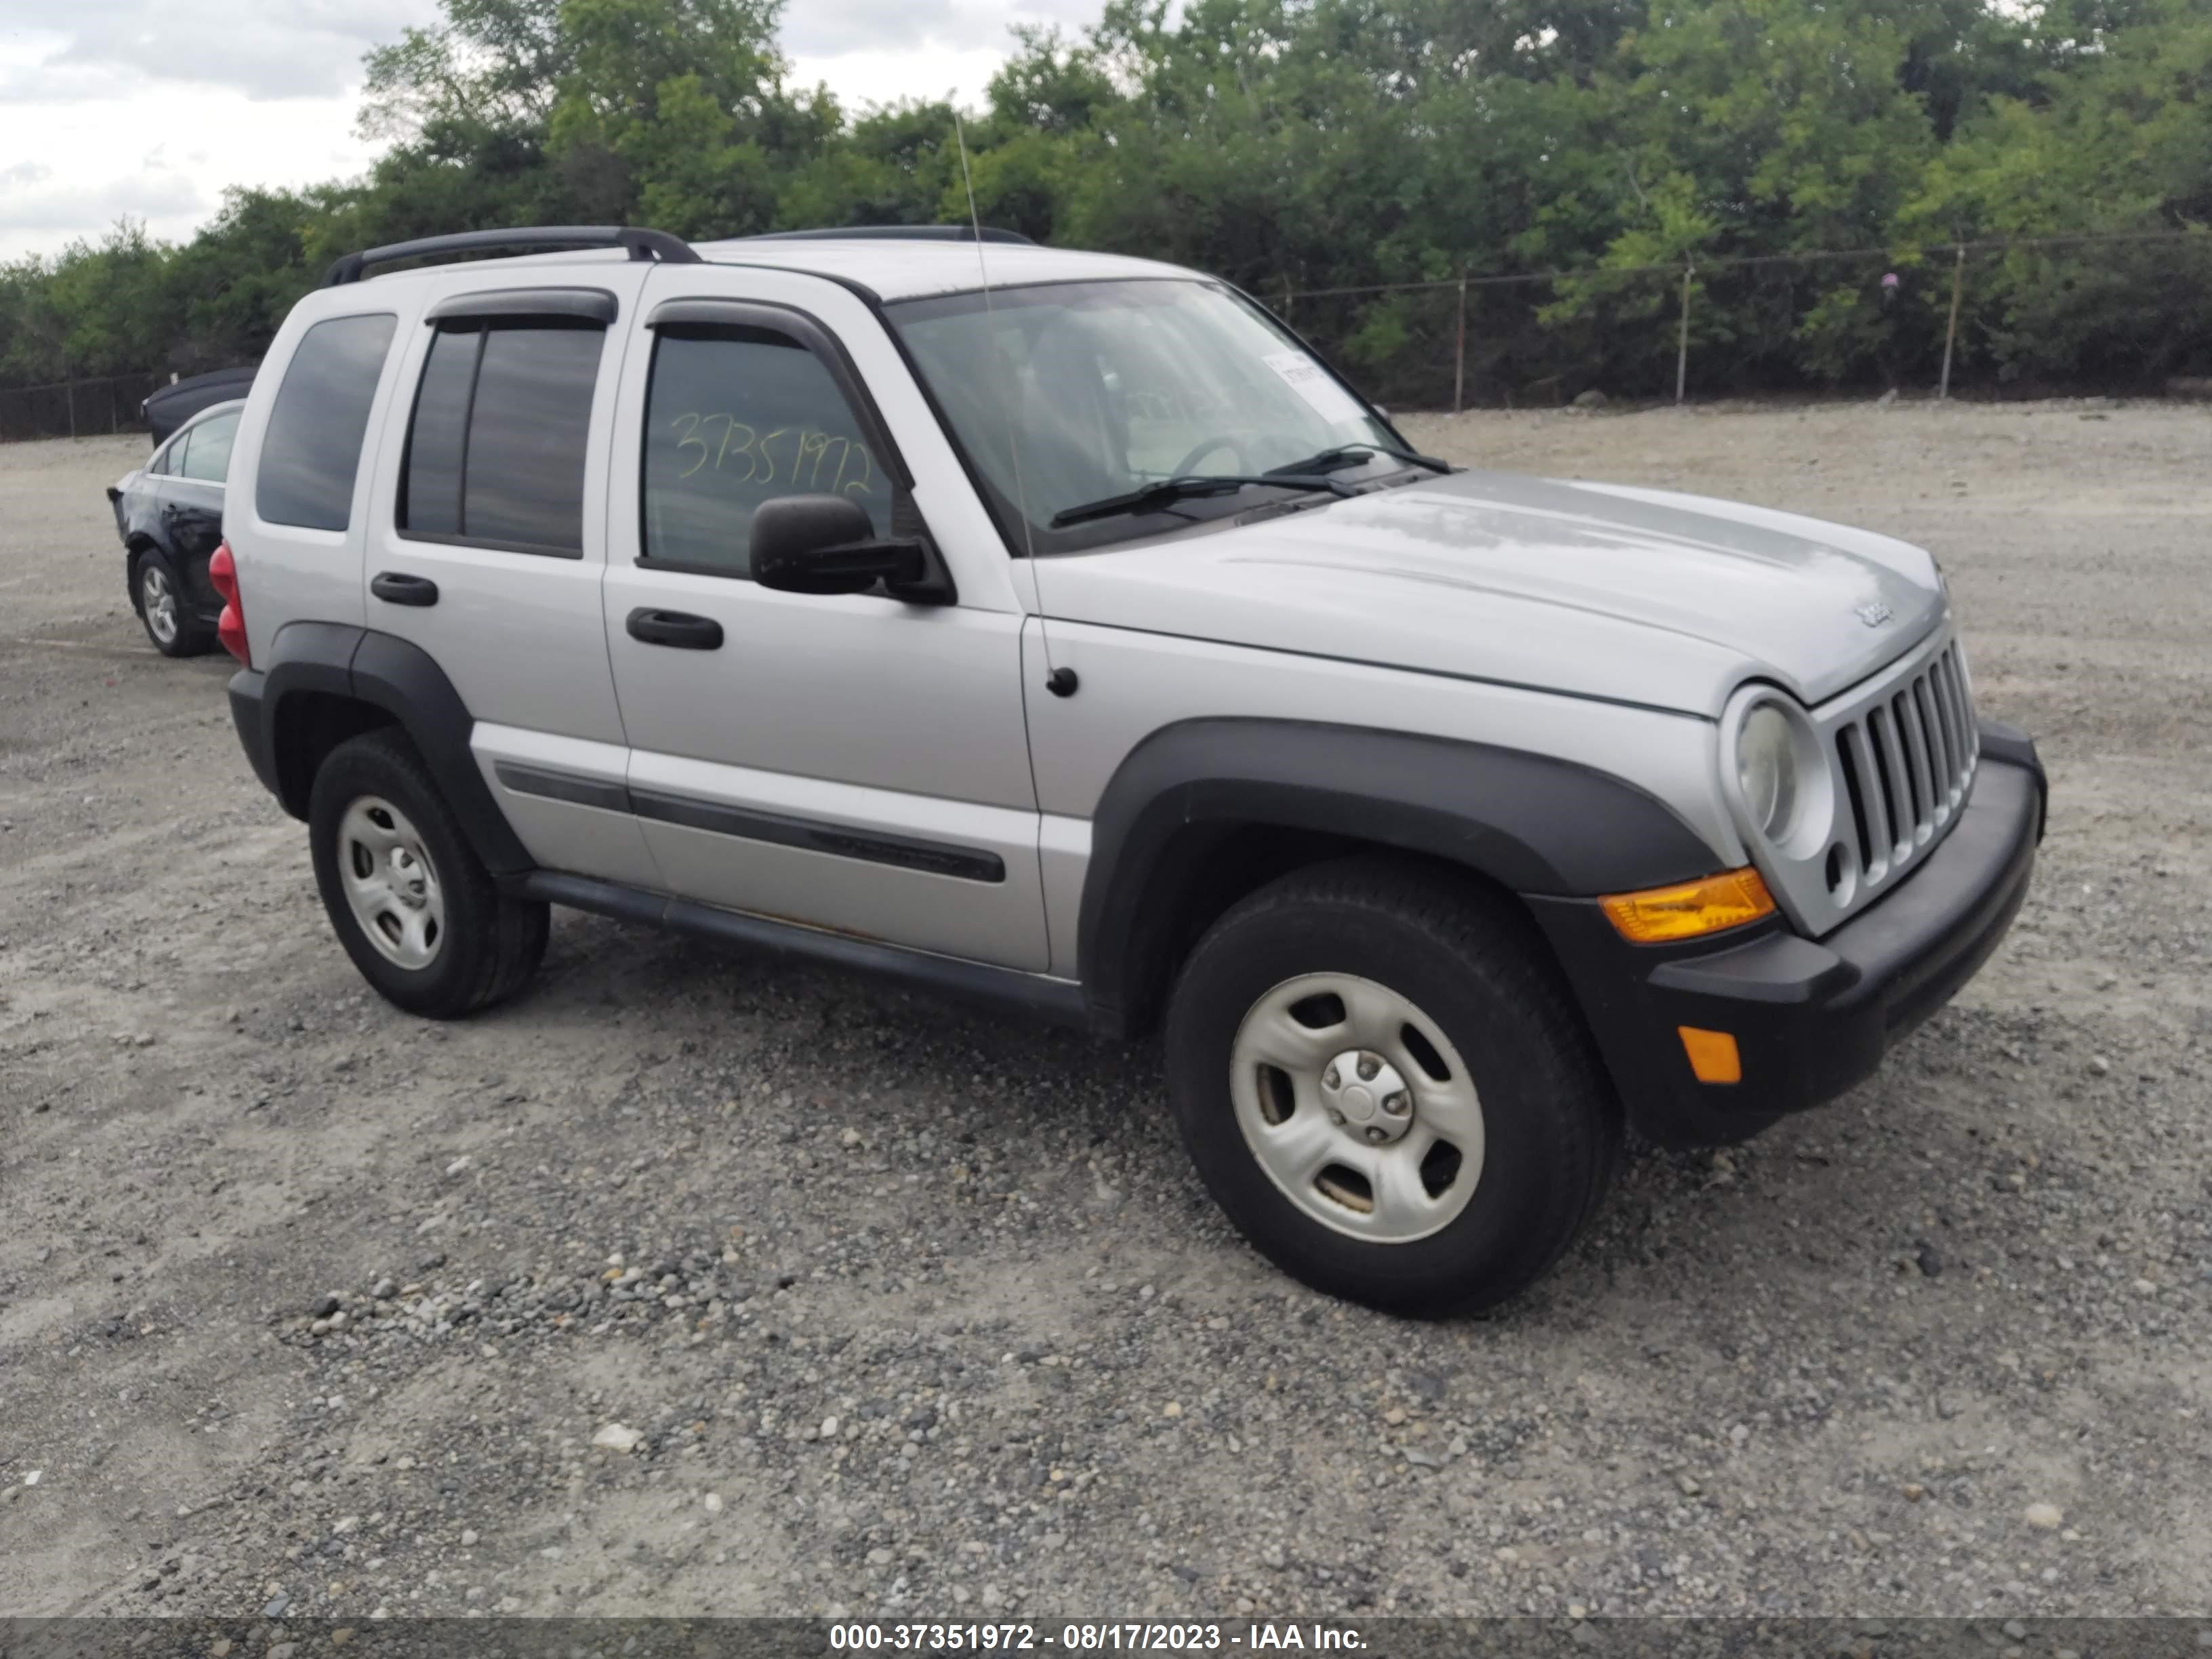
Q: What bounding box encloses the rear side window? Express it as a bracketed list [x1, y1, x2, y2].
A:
[256, 313, 397, 531]
[179, 410, 239, 483]
[642, 326, 889, 575]
[400, 322, 604, 556]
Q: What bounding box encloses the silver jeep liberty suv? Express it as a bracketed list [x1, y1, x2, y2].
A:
[217, 224, 2045, 1314]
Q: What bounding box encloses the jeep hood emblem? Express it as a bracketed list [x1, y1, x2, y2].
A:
[1856, 601, 1893, 628]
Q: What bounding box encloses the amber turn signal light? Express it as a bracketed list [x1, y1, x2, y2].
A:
[1599, 867, 1775, 943]
[1677, 1026, 1743, 1084]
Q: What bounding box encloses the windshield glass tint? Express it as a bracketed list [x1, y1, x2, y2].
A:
[890, 280, 1395, 552]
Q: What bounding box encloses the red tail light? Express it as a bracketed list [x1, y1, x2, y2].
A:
[209, 540, 248, 665]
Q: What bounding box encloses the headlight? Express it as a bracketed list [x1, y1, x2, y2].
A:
[1736, 703, 1797, 841]
[1721, 689, 1828, 861]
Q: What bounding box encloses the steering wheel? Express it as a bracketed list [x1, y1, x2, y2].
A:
[1171, 436, 1248, 476]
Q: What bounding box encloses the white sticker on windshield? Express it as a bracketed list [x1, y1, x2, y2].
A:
[1264, 350, 1368, 426]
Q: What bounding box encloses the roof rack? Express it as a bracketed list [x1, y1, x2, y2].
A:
[737, 225, 1037, 247]
[323, 226, 701, 287]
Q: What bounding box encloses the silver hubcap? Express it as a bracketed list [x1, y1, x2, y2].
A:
[336, 796, 445, 970]
[1229, 972, 1486, 1242]
[141, 566, 177, 644]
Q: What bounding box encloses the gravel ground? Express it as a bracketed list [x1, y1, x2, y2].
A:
[1, 396, 2207, 1621]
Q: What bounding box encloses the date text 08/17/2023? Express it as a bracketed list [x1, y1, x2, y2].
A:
[829, 1625, 1366, 1652]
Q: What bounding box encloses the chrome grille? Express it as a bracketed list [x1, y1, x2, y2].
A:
[1829, 638, 1977, 896]
[1734, 621, 1981, 939]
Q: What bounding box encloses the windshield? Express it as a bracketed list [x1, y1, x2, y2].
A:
[889, 279, 1404, 554]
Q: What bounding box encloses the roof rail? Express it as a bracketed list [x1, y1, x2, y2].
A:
[323, 226, 701, 287]
[737, 225, 1037, 247]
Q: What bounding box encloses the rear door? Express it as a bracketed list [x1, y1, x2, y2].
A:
[360, 266, 661, 888]
[596, 264, 1050, 970]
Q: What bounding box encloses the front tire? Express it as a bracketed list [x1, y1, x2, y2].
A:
[308, 729, 547, 1018]
[1163, 857, 1620, 1315]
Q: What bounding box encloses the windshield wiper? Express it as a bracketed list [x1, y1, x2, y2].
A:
[1267, 442, 1454, 477]
[1048, 472, 1354, 529]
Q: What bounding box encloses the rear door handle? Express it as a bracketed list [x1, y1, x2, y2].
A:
[626, 608, 723, 651]
[371, 571, 440, 607]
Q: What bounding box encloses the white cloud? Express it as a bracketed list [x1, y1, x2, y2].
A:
[781, 0, 1095, 59]
[0, 0, 434, 102]
[0, 162, 211, 234]
[0, 0, 1086, 260]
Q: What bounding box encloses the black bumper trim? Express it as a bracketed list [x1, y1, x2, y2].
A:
[228, 667, 279, 801]
[1530, 729, 2045, 1147]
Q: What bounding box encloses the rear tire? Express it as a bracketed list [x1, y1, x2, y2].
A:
[308, 729, 547, 1018]
[133, 550, 213, 657]
[1163, 856, 1620, 1315]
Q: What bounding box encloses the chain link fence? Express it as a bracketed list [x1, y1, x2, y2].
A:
[0, 372, 168, 443]
[1266, 230, 2212, 412]
[7, 232, 2207, 439]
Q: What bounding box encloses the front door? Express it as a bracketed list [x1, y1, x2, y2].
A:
[600, 264, 1049, 971]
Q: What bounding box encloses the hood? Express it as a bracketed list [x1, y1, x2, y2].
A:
[1039, 468, 1946, 715]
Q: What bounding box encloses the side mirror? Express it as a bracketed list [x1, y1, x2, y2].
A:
[749, 494, 946, 600]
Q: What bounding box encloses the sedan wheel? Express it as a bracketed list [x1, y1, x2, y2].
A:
[140, 563, 179, 646]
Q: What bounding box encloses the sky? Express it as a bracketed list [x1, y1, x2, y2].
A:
[0, 0, 1091, 261]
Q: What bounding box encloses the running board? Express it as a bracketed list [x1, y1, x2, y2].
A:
[511, 870, 1092, 1029]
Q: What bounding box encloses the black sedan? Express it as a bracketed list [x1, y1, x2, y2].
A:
[107, 398, 241, 656]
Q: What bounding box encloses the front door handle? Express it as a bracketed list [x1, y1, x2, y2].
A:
[371, 571, 440, 607]
[626, 608, 723, 650]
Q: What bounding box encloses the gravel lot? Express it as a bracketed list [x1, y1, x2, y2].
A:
[2, 397, 2207, 1622]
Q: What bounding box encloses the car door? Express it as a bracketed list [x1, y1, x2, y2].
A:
[168, 407, 237, 607]
[599, 264, 1050, 972]
[360, 266, 662, 890]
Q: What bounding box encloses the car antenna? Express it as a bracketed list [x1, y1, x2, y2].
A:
[953, 110, 1077, 699]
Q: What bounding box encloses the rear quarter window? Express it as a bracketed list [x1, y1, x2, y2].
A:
[255, 313, 398, 531]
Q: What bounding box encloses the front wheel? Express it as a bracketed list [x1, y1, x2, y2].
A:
[308, 729, 547, 1018]
[1164, 857, 1620, 1315]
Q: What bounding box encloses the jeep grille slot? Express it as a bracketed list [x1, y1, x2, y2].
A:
[1827, 640, 1978, 899]
[1836, 729, 1875, 873]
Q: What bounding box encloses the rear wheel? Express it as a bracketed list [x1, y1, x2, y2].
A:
[1163, 857, 1620, 1315]
[308, 729, 547, 1017]
[134, 551, 212, 657]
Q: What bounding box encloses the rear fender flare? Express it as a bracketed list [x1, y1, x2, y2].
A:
[251, 623, 531, 875]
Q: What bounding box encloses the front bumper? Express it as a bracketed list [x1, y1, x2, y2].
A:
[1529, 720, 2045, 1147]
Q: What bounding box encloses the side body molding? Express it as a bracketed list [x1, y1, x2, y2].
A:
[1075, 718, 1724, 1036]
[233, 623, 532, 875]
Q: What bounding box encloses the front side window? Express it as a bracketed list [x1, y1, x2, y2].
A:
[641, 325, 889, 576]
[890, 279, 1400, 554]
[257, 312, 397, 531]
[179, 410, 239, 484]
[400, 321, 604, 556]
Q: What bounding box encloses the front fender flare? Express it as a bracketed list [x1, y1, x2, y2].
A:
[1073, 718, 1723, 1034]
